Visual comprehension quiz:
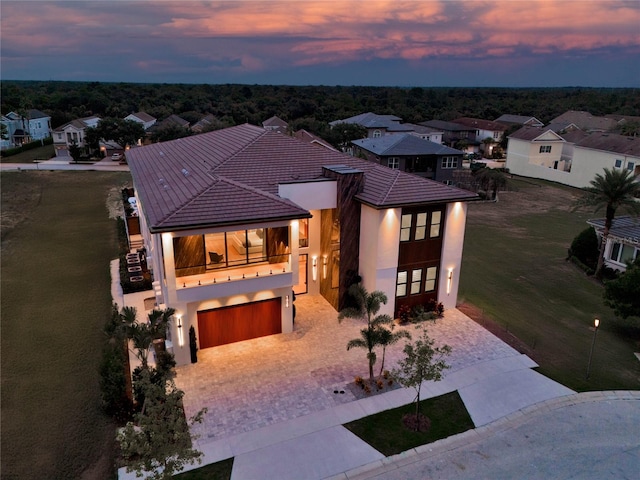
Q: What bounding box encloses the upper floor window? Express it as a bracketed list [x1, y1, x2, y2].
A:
[614, 159, 623, 168]
[430, 211, 442, 238]
[459, 131, 468, 138]
[373, 130, 382, 138]
[388, 157, 399, 169]
[441, 157, 458, 169]
[493, 131, 500, 139]
[424, 266, 438, 292]
[299, 218, 309, 248]
[539, 145, 552, 153]
[396, 270, 408, 297]
[400, 214, 412, 242]
[627, 162, 635, 172]
[414, 212, 427, 240]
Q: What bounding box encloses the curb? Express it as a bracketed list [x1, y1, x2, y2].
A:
[329, 390, 640, 480]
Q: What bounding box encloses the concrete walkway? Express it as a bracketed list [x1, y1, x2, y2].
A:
[114, 294, 578, 479]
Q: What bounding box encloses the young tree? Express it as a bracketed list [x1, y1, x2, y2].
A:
[339, 284, 393, 384]
[326, 122, 367, 152]
[392, 327, 451, 431]
[94, 117, 146, 150]
[118, 370, 206, 480]
[603, 256, 640, 323]
[575, 168, 640, 278]
[68, 141, 82, 163]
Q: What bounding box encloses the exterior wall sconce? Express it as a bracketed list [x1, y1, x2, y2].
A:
[177, 315, 184, 347]
[323, 255, 328, 280]
[447, 269, 453, 295]
[312, 256, 318, 282]
[285, 295, 290, 308]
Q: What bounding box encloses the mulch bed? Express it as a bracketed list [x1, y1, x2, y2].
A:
[346, 375, 402, 400]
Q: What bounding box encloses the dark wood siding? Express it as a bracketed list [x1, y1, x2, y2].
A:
[197, 298, 282, 349]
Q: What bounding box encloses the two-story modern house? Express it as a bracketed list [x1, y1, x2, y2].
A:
[452, 117, 508, 156]
[351, 133, 464, 184]
[126, 124, 477, 366]
[420, 120, 480, 153]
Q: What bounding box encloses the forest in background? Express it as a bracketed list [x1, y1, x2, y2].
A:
[2, 81, 639, 137]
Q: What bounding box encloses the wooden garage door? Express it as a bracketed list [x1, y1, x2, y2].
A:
[197, 298, 282, 349]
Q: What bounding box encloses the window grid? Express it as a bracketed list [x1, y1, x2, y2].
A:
[430, 211, 442, 238]
[400, 214, 412, 242]
[396, 271, 408, 297]
[410, 269, 422, 294]
[539, 145, 552, 153]
[424, 266, 438, 292]
[388, 157, 399, 169]
[414, 213, 427, 240]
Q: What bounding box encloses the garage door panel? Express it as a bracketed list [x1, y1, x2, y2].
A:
[197, 298, 282, 349]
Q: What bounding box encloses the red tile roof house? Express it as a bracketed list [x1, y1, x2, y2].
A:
[127, 124, 477, 366]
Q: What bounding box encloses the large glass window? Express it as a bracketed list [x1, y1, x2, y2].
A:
[441, 157, 458, 169]
[396, 271, 408, 297]
[299, 218, 309, 248]
[388, 157, 399, 169]
[610, 242, 638, 264]
[539, 145, 552, 153]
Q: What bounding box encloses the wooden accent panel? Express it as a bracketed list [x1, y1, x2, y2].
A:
[197, 298, 282, 349]
[173, 235, 206, 277]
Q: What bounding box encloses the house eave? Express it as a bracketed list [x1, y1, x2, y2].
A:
[148, 212, 313, 234]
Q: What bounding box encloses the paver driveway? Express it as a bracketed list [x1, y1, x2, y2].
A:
[174, 295, 521, 445]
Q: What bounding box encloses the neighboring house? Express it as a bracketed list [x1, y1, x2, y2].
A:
[587, 216, 640, 273]
[125, 112, 157, 130]
[506, 128, 640, 188]
[126, 124, 477, 366]
[52, 115, 100, 157]
[191, 114, 217, 134]
[403, 123, 444, 144]
[495, 114, 544, 128]
[549, 110, 618, 133]
[351, 133, 464, 184]
[293, 129, 337, 151]
[420, 120, 479, 153]
[0, 109, 52, 149]
[330, 112, 414, 138]
[262, 115, 289, 134]
[149, 114, 190, 133]
[451, 117, 508, 155]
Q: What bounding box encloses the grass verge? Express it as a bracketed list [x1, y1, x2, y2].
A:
[459, 177, 640, 392]
[1, 170, 132, 479]
[174, 458, 234, 480]
[343, 391, 474, 457]
[0, 143, 55, 163]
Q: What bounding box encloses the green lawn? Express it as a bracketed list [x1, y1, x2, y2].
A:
[459, 177, 640, 391]
[1, 171, 132, 479]
[0, 143, 56, 163]
[344, 392, 474, 457]
[174, 458, 234, 480]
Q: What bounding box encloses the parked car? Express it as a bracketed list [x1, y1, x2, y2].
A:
[111, 153, 123, 161]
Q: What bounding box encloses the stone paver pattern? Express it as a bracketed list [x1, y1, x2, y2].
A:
[175, 295, 521, 444]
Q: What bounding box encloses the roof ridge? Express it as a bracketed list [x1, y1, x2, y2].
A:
[209, 124, 268, 174]
[378, 166, 402, 205]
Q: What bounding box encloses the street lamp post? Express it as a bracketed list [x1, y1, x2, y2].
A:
[586, 318, 600, 380]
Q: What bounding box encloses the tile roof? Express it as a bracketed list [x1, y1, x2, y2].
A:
[575, 132, 640, 157]
[549, 111, 617, 132]
[293, 129, 337, 151]
[262, 116, 288, 128]
[508, 126, 564, 141]
[421, 120, 472, 132]
[330, 112, 412, 132]
[352, 134, 462, 156]
[587, 216, 640, 244]
[128, 111, 156, 122]
[452, 117, 508, 132]
[127, 124, 477, 232]
[27, 109, 49, 119]
[495, 114, 543, 126]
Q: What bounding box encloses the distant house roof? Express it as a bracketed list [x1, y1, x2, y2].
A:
[495, 114, 543, 127]
[452, 117, 508, 132]
[587, 216, 640, 245]
[262, 116, 288, 129]
[127, 124, 476, 232]
[27, 109, 50, 120]
[575, 132, 640, 157]
[509, 127, 564, 142]
[293, 129, 337, 151]
[127, 111, 156, 123]
[549, 111, 617, 132]
[330, 112, 413, 132]
[420, 120, 472, 132]
[605, 114, 640, 124]
[53, 116, 100, 132]
[191, 114, 217, 133]
[150, 114, 189, 131]
[403, 123, 443, 135]
[352, 134, 462, 156]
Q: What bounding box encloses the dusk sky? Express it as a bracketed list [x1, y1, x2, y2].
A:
[2, 0, 639, 87]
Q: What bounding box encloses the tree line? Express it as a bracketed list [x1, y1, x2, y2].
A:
[2, 81, 639, 135]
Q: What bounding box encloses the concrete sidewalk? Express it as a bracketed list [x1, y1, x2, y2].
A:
[118, 352, 575, 479]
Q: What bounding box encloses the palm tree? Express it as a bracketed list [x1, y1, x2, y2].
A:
[339, 284, 393, 384]
[578, 168, 640, 279]
[378, 323, 411, 376]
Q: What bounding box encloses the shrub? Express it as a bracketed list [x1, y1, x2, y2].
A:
[397, 304, 411, 324]
[99, 342, 133, 422]
[568, 227, 598, 270]
[354, 376, 364, 387]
